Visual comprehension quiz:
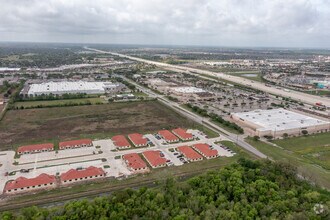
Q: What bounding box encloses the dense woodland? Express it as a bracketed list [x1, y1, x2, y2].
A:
[1, 159, 329, 219]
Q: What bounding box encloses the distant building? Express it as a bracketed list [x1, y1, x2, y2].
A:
[158, 130, 179, 143]
[231, 108, 330, 138]
[27, 81, 123, 96]
[60, 166, 106, 184]
[4, 174, 56, 194]
[112, 135, 131, 149]
[123, 153, 148, 172]
[172, 128, 194, 141]
[59, 139, 93, 150]
[115, 94, 135, 100]
[169, 86, 215, 102]
[128, 133, 148, 147]
[177, 146, 203, 162]
[192, 144, 218, 159]
[17, 143, 54, 155]
[142, 150, 167, 168]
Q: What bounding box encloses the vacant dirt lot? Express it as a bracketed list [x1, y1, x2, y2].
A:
[0, 101, 197, 149]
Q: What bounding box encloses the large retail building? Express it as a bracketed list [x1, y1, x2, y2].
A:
[231, 108, 330, 138]
[27, 81, 123, 96]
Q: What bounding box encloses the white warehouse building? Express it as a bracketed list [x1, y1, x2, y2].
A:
[27, 81, 122, 96]
[231, 108, 330, 138]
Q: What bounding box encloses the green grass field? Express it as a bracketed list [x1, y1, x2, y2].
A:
[14, 97, 104, 108]
[305, 90, 330, 96]
[271, 133, 330, 170]
[227, 70, 264, 82]
[246, 137, 330, 189]
[0, 100, 218, 150]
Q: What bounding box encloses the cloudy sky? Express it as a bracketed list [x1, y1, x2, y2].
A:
[0, 0, 329, 48]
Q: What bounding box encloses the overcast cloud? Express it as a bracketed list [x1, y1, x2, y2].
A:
[0, 0, 329, 48]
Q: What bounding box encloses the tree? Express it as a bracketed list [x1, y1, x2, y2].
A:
[301, 130, 308, 135]
[282, 133, 289, 138]
[253, 136, 260, 141]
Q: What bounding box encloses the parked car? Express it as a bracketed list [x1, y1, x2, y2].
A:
[20, 169, 29, 173]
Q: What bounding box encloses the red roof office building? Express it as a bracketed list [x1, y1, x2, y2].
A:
[4, 174, 56, 194]
[128, 133, 148, 147]
[193, 143, 218, 159]
[158, 130, 179, 143]
[177, 146, 203, 162]
[112, 135, 131, 149]
[60, 166, 106, 184]
[142, 150, 167, 168]
[59, 139, 93, 150]
[17, 143, 54, 155]
[172, 128, 194, 141]
[123, 153, 148, 172]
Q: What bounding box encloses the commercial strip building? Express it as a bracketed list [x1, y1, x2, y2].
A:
[2, 128, 235, 195]
[59, 139, 93, 150]
[142, 150, 167, 168]
[60, 166, 106, 184]
[3, 174, 56, 194]
[122, 153, 148, 172]
[128, 133, 148, 147]
[16, 139, 93, 155]
[158, 130, 179, 143]
[192, 144, 218, 159]
[169, 86, 215, 103]
[3, 166, 106, 194]
[172, 128, 194, 141]
[231, 108, 330, 138]
[171, 86, 206, 94]
[112, 135, 131, 149]
[17, 143, 54, 155]
[177, 146, 203, 162]
[26, 81, 123, 96]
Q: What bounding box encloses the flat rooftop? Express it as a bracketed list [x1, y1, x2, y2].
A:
[28, 81, 118, 95]
[232, 108, 330, 132]
[172, 86, 205, 94]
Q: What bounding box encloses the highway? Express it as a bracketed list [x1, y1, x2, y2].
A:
[86, 47, 330, 108]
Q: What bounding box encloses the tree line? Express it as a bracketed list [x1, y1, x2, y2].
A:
[186, 103, 244, 134]
[1, 159, 329, 219]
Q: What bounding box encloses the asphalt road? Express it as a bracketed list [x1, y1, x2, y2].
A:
[86, 47, 330, 108]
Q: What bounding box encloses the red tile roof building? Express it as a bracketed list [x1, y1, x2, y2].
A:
[172, 128, 194, 141]
[128, 133, 148, 147]
[60, 166, 106, 184]
[158, 130, 179, 143]
[123, 153, 148, 172]
[59, 139, 93, 150]
[4, 174, 56, 194]
[112, 135, 131, 149]
[177, 146, 203, 162]
[142, 150, 167, 168]
[193, 144, 218, 159]
[17, 143, 54, 155]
